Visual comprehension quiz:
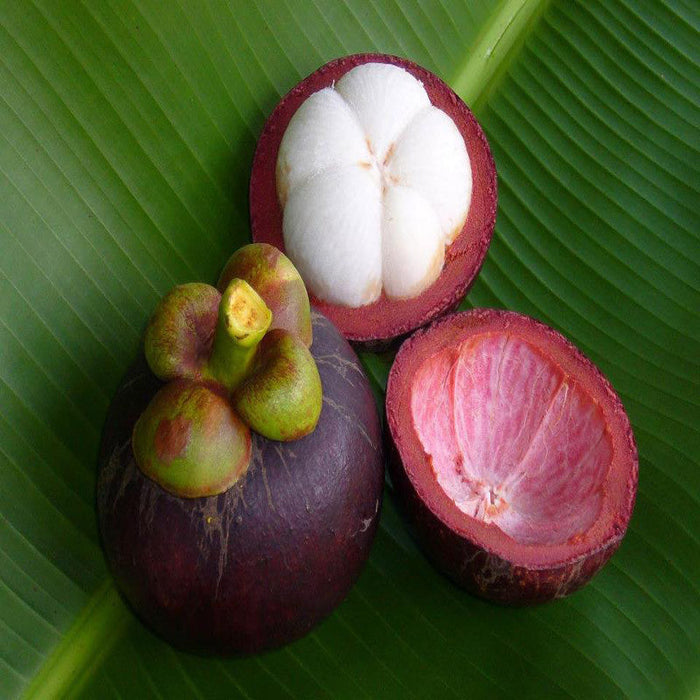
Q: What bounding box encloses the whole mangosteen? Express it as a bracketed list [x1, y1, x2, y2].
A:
[97, 244, 384, 653]
[250, 53, 497, 346]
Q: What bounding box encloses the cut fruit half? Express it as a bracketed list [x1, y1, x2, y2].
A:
[250, 53, 497, 345]
[386, 309, 638, 604]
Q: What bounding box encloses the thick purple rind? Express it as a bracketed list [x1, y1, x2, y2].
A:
[97, 312, 384, 653]
[387, 439, 623, 605]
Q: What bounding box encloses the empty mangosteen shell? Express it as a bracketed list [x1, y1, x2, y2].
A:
[385, 309, 638, 604]
[97, 311, 384, 653]
[249, 53, 497, 347]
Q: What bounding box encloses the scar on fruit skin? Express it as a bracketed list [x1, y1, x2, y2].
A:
[154, 416, 190, 463]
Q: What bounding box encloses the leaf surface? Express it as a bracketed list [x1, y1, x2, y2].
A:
[1, 1, 698, 698]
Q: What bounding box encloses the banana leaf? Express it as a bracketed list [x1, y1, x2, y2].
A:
[1, 0, 698, 697]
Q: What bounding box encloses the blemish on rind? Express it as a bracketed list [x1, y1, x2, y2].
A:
[314, 352, 364, 386]
[99, 439, 133, 517]
[352, 498, 380, 538]
[154, 416, 191, 463]
[260, 462, 276, 513]
[194, 495, 236, 598]
[272, 443, 310, 513]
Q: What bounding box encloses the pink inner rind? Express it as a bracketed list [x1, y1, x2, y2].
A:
[410, 333, 612, 546]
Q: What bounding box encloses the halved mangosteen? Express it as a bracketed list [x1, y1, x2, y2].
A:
[386, 309, 638, 604]
[250, 53, 497, 346]
[97, 245, 384, 653]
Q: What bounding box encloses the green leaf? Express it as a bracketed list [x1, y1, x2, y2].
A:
[2, 0, 698, 698]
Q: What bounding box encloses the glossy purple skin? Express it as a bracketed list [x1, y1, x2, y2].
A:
[97, 312, 384, 653]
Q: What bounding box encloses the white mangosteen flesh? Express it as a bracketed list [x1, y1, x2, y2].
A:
[411, 333, 612, 546]
[277, 63, 472, 307]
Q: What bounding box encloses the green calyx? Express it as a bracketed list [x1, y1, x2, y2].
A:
[207, 279, 272, 391]
[234, 329, 322, 442]
[132, 381, 251, 498]
[218, 243, 312, 347]
[133, 244, 321, 498]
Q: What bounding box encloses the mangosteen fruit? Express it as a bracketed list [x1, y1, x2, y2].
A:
[250, 53, 497, 346]
[386, 309, 638, 604]
[97, 245, 384, 653]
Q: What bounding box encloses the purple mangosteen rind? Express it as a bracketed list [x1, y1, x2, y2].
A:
[250, 53, 498, 347]
[97, 311, 385, 654]
[387, 439, 629, 604]
[385, 308, 638, 604]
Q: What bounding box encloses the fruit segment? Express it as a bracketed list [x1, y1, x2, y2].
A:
[276, 62, 472, 306]
[276, 88, 367, 207]
[381, 186, 444, 299]
[283, 164, 382, 306]
[388, 106, 471, 244]
[334, 62, 429, 160]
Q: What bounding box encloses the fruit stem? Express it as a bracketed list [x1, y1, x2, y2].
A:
[207, 278, 272, 391]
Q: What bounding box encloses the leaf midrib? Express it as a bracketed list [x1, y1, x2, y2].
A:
[451, 0, 551, 109]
